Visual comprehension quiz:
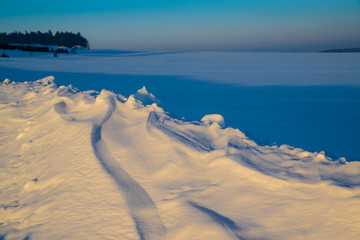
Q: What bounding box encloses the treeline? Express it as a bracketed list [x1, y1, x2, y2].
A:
[0, 30, 89, 48]
[0, 43, 69, 53]
[0, 44, 70, 53]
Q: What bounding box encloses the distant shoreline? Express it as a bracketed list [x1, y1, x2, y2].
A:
[320, 48, 360, 53]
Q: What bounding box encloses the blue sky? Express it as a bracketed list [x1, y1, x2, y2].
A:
[1, 0, 359, 51]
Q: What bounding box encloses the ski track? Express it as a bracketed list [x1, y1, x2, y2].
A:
[55, 95, 167, 240]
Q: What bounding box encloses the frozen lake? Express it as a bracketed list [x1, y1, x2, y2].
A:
[1, 50, 360, 160]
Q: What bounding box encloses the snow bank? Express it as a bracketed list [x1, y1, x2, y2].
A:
[1, 77, 360, 240]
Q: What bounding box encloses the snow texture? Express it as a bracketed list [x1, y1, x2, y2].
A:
[1, 77, 360, 240]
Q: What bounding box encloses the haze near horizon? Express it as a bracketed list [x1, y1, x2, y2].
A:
[1, 0, 360, 51]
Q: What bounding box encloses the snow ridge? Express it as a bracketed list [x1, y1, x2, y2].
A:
[147, 108, 360, 188]
[52, 78, 360, 189]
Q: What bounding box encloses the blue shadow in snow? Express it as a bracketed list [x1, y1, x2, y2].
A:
[2, 67, 360, 161]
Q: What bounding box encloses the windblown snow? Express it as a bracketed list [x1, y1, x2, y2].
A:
[1, 77, 360, 240]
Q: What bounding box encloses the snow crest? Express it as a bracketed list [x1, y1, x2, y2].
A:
[201, 114, 225, 128]
[134, 86, 161, 106]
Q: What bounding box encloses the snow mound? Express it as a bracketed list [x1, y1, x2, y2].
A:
[134, 86, 161, 106]
[35, 75, 54, 85]
[201, 114, 225, 128]
[1, 77, 360, 240]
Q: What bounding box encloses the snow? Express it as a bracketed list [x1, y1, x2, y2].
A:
[1, 50, 360, 86]
[201, 114, 225, 128]
[134, 86, 161, 106]
[1, 77, 360, 240]
[1, 50, 359, 161]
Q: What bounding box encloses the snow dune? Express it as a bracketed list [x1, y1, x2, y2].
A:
[1, 77, 360, 240]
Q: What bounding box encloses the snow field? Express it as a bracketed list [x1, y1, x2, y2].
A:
[0, 77, 360, 240]
[1, 50, 360, 161]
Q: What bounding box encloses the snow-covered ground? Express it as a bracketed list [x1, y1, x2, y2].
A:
[1, 49, 360, 86]
[1, 50, 360, 239]
[1, 50, 360, 160]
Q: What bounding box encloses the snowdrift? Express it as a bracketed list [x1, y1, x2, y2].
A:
[1, 77, 360, 240]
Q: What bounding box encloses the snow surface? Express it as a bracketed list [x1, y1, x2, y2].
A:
[1, 50, 360, 86]
[1, 77, 360, 240]
[1, 50, 360, 161]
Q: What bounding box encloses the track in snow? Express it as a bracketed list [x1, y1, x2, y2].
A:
[55, 95, 166, 240]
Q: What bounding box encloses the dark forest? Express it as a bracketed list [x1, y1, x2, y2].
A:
[0, 30, 89, 48]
